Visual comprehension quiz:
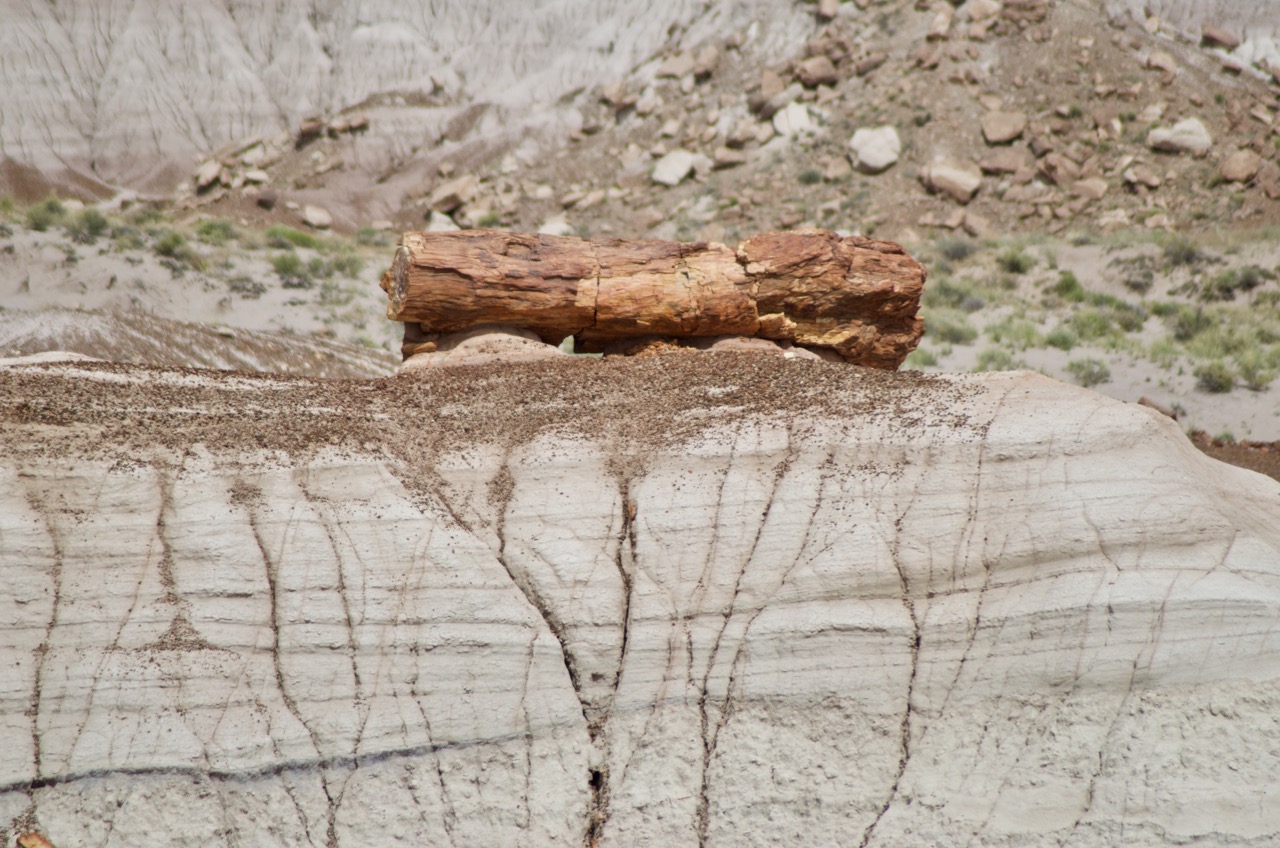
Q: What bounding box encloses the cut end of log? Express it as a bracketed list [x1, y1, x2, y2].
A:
[380, 229, 926, 369]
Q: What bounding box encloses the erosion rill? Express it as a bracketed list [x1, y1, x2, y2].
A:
[379, 229, 926, 367]
[3, 231, 1280, 847]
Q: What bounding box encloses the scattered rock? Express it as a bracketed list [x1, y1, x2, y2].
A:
[537, 216, 575, 237]
[1123, 165, 1163, 189]
[920, 160, 983, 203]
[817, 0, 839, 20]
[1147, 118, 1212, 155]
[656, 51, 695, 78]
[243, 169, 269, 184]
[430, 174, 479, 213]
[692, 46, 720, 80]
[713, 146, 748, 169]
[1146, 51, 1179, 84]
[302, 204, 332, 229]
[297, 117, 324, 144]
[16, 833, 56, 848]
[854, 52, 889, 75]
[1071, 177, 1108, 200]
[849, 126, 901, 173]
[194, 159, 222, 191]
[982, 110, 1027, 144]
[1201, 24, 1241, 50]
[652, 149, 697, 186]
[256, 190, 278, 210]
[965, 0, 1002, 22]
[980, 147, 1027, 174]
[772, 101, 814, 137]
[426, 211, 460, 232]
[928, 4, 955, 40]
[1220, 150, 1262, 183]
[796, 55, 839, 88]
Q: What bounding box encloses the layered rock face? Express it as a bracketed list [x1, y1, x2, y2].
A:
[2, 355, 1280, 847]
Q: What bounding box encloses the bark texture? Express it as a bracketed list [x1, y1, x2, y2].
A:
[380, 230, 926, 368]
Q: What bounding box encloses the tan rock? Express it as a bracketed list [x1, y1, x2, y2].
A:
[1071, 177, 1108, 200]
[817, 0, 839, 20]
[928, 4, 954, 40]
[796, 55, 839, 88]
[920, 160, 983, 203]
[1148, 118, 1212, 155]
[430, 174, 478, 213]
[713, 147, 748, 169]
[302, 204, 332, 229]
[1201, 24, 1241, 50]
[982, 111, 1027, 144]
[194, 159, 222, 190]
[1123, 165, 1163, 189]
[980, 147, 1028, 174]
[656, 51, 695, 78]
[965, 0, 1002, 22]
[1220, 150, 1262, 183]
[399, 325, 567, 372]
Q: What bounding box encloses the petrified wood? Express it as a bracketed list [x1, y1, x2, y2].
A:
[380, 229, 926, 368]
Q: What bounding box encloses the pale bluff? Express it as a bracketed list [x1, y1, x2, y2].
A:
[2, 354, 1279, 847]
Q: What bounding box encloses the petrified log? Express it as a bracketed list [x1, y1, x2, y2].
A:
[380, 229, 926, 368]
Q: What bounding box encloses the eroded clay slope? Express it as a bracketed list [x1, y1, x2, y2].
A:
[1, 354, 1279, 847]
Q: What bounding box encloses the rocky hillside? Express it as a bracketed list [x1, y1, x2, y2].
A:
[2, 355, 1279, 847]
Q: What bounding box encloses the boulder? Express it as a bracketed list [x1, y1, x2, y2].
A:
[398, 324, 566, 371]
[796, 55, 839, 87]
[1147, 117, 1213, 155]
[3, 361, 1280, 848]
[920, 159, 983, 203]
[429, 174, 479, 213]
[849, 126, 901, 173]
[772, 101, 814, 137]
[1220, 149, 1262, 183]
[1201, 24, 1241, 50]
[194, 159, 222, 190]
[302, 204, 332, 229]
[651, 149, 697, 186]
[982, 110, 1027, 144]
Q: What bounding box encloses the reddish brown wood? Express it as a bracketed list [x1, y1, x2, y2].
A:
[381, 229, 926, 368]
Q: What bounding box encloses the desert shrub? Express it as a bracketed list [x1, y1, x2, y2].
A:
[1067, 358, 1111, 387]
[986, 318, 1043, 350]
[926, 308, 978, 344]
[227, 275, 267, 298]
[111, 226, 146, 251]
[923, 278, 984, 312]
[1052, 271, 1085, 302]
[265, 225, 321, 250]
[976, 347, 1021, 371]
[1123, 268, 1154, 294]
[329, 252, 363, 277]
[272, 251, 305, 276]
[476, 212, 503, 228]
[64, 208, 109, 244]
[937, 236, 976, 262]
[1235, 349, 1279, 391]
[1165, 305, 1213, 341]
[0, 195, 14, 218]
[996, 246, 1035, 275]
[904, 347, 938, 368]
[1087, 293, 1147, 331]
[25, 196, 67, 231]
[1046, 327, 1077, 351]
[1201, 266, 1273, 302]
[1194, 361, 1234, 393]
[1069, 308, 1114, 340]
[356, 227, 391, 247]
[1162, 235, 1201, 267]
[195, 218, 237, 245]
[797, 168, 822, 185]
[153, 229, 200, 266]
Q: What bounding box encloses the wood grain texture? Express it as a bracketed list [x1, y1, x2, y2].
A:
[381, 229, 926, 367]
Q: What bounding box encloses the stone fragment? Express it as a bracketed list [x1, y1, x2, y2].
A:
[16, 834, 55, 848]
[980, 147, 1028, 174]
[426, 211, 460, 232]
[256, 190, 278, 210]
[194, 159, 221, 190]
[928, 4, 954, 40]
[1146, 51, 1178, 84]
[656, 51, 695, 78]
[772, 101, 813, 137]
[965, 0, 1002, 22]
[430, 174, 479, 212]
[920, 160, 983, 203]
[713, 147, 748, 169]
[797, 55, 839, 88]
[1201, 24, 1241, 50]
[1071, 177, 1108, 200]
[849, 126, 901, 173]
[651, 149, 697, 186]
[817, 0, 839, 20]
[302, 204, 332, 229]
[1147, 118, 1212, 155]
[982, 110, 1027, 144]
[854, 51, 889, 75]
[1037, 153, 1080, 185]
[1220, 150, 1262, 183]
[243, 169, 269, 184]
[693, 46, 720, 79]
[1123, 165, 1162, 188]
